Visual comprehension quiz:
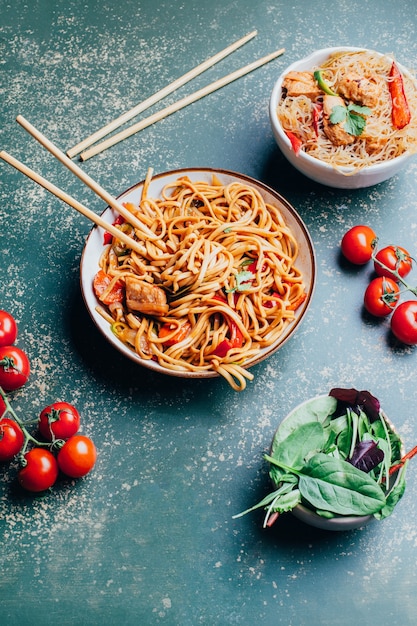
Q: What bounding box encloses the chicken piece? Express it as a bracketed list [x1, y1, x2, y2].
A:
[337, 72, 381, 108]
[125, 276, 169, 316]
[322, 95, 355, 146]
[282, 71, 322, 100]
[365, 136, 388, 155]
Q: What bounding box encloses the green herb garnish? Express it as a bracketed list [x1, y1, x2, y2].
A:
[330, 103, 372, 136]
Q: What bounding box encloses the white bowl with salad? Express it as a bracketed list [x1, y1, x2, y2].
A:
[269, 47, 417, 189]
[234, 388, 409, 531]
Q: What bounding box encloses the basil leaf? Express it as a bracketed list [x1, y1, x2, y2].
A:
[298, 453, 386, 516]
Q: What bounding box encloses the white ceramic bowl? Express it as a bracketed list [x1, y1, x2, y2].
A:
[269, 47, 417, 189]
[271, 394, 404, 531]
[80, 168, 316, 380]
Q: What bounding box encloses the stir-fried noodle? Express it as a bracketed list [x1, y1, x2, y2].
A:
[94, 172, 306, 390]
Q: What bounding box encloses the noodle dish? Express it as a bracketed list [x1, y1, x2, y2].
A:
[80, 168, 316, 390]
[270, 47, 417, 188]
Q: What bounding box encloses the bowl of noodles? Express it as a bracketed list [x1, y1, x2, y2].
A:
[269, 47, 417, 188]
[80, 168, 316, 391]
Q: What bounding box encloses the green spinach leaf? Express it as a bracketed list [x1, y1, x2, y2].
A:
[271, 421, 326, 470]
[272, 396, 337, 450]
[298, 453, 386, 516]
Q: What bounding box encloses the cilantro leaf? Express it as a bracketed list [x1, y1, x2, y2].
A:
[329, 103, 371, 137]
[349, 103, 372, 116]
[344, 111, 367, 136]
[329, 105, 347, 125]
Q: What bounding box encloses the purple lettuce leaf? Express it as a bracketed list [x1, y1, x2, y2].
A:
[348, 440, 384, 473]
[329, 387, 381, 422]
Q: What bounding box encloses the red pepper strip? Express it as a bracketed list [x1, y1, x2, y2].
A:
[284, 131, 303, 156]
[264, 292, 281, 309]
[312, 103, 322, 137]
[159, 321, 192, 346]
[287, 292, 307, 311]
[264, 292, 306, 311]
[93, 269, 124, 304]
[212, 339, 232, 358]
[389, 61, 411, 130]
[211, 294, 244, 356]
[247, 259, 267, 274]
[103, 215, 126, 245]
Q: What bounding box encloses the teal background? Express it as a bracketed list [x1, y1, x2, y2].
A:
[1, 1, 417, 624]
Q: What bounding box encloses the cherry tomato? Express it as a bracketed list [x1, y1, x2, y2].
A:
[38, 402, 81, 442]
[0, 418, 24, 462]
[0, 395, 6, 416]
[57, 435, 97, 478]
[0, 311, 18, 347]
[374, 245, 413, 281]
[18, 448, 59, 492]
[0, 346, 30, 391]
[341, 225, 378, 264]
[390, 301, 417, 345]
[363, 276, 400, 317]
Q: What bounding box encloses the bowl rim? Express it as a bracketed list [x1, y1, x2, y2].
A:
[79, 167, 317, 379]
[271, 393, 404, 530]
[269, 46, 416, 175]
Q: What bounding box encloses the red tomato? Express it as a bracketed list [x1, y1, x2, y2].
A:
[374, 245, 413, 281]
[18, 448, 59, 492]
[38, 402, 81, 441]
[0, 346, 30, 391]
[341, 225, 378, 264]
[58, 435, 97, 478]
[390, 301, 417, 345]
[0, 311, 18, 347]
[0, 418, 24, 462]
[93, 270, 124, 305]
[364, 276, 400, 317]
[0, 394, 6, 416]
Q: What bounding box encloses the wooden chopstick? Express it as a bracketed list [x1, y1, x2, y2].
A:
[79, 46, 285, 162]
[66, 30, 258, 159]
[0, 150, 145, 255]
[15, 115, 158, 241]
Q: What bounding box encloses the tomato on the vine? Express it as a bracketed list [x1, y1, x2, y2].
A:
[391, 301, 417, 345]
[364, 276, 400, 317]
[38, 402, 81, 441]
[18, 448, 59, 492]
[0, 346, 30, 391]
[57, 435, 97, 478]
[0, 418, 24, 462]
[0, 311, 18, 347]
[374, 245, 413, 281]
[341, 225, 378, 265]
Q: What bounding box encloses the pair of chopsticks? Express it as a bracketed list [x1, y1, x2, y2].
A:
[66, 31, 285, 161]
[0, 32, 285, 249]
[0, 117, 153, 255]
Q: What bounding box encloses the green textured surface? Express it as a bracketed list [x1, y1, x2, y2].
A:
[1, 1, 417, 624]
